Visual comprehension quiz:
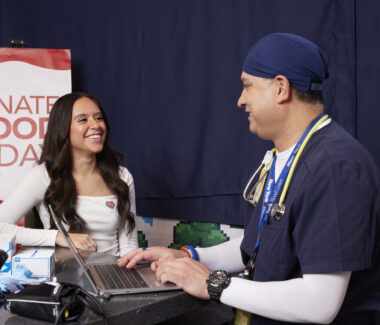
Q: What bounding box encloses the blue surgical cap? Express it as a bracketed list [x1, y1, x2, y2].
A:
[243, 33, 329, 93]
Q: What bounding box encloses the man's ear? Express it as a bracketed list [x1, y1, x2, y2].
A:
[274, 75, 291, 104]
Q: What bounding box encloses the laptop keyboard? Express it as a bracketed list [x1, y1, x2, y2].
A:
[93, 264, 149, 290]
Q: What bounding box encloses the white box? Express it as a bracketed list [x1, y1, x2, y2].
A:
[12, 248, 55, 278]
[0, 234, 16, 275]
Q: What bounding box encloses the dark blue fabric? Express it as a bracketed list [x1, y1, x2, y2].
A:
[0, 0, 378, 224]
[240, 121, 380, 324]
[243, 33, 329, 92]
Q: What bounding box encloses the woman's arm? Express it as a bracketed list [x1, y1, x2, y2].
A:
[0, 164, 58, 246]
[118, 168, 139, 256]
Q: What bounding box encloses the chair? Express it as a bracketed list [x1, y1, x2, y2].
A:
[24, 207, 43, 229]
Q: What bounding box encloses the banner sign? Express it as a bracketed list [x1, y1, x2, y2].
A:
[0, 48, 71, 200]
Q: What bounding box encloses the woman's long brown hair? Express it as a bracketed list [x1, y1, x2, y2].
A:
[40, 92, 135, 234]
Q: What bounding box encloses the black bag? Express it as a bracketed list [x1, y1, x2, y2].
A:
[5, 282, 107, 324]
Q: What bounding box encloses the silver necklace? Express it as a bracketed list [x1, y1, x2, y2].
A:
[96, 179, 105, 196]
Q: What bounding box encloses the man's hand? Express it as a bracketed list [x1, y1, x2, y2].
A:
[153, 257, 211, 300]
[55, 232, 97, 252]
[117, 246, 187, 269]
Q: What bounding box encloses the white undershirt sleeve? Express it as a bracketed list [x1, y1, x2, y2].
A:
[195, 233, 350, 323]
[221, 271, 351, 324]
[196, 236, 245, 273]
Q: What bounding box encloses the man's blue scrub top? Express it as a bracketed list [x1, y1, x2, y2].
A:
[241, 121, 380, 325]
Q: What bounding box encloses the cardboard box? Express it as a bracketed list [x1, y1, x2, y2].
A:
[0, 234, 16, 275]
[12, 248, 55, 278]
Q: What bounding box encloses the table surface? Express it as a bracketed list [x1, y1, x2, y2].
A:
[0, 247, 208, 325]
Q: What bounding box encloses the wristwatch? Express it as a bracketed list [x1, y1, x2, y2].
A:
[206, 270, 231, 303]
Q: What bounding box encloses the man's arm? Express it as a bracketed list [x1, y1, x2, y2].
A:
[153, 257, 350, 324]
[118, 235, 244, 271]
[222, 272, 350, 324]
[197, 236, 245, 272]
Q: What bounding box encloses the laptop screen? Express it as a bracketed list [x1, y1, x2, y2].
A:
[47, 204, 99, 293]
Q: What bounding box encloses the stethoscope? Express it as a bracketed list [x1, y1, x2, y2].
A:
[241, 114, 329, 279]
[243, 114, 330, 222]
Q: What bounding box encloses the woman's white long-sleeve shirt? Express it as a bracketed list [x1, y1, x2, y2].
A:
[0, 163, 138, 256]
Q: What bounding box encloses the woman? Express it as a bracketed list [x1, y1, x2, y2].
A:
[0, 92, 137, 256]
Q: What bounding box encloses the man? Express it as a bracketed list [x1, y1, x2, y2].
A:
[118, 33, 380, 324]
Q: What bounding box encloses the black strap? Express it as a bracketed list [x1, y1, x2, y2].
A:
[55, 282, 108, 325]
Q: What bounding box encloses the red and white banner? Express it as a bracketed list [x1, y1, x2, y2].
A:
[0, 48, 71, 200]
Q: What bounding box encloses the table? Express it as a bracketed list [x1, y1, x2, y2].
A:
[0, 247, 209, 324]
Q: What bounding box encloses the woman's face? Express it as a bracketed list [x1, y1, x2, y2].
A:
[69, 97, 107, 157]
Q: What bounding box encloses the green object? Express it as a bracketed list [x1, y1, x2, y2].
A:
[138, 230, 148, 248]
[169, 221, 228, 249]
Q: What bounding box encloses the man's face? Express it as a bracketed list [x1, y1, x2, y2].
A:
[237, 72, 278, 140]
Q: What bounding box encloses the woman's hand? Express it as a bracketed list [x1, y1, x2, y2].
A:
[55, 232, 97, 252]
[153, 257, 211, 300]
[117, 246, 187, 269]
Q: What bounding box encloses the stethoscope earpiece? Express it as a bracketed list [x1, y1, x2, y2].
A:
[243, 149, 276, 206]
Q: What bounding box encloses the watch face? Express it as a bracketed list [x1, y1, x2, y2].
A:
[207, 270, 231, 303]
[209, 271, 229, 286]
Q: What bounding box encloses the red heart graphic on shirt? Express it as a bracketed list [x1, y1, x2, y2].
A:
[106, 201, 115, 209]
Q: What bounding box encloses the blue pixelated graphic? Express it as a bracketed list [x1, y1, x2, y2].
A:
[141, 217, 153, 227]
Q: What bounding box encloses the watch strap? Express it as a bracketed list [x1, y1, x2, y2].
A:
[207, 270, 231, 303]
[207, 284, 223, 303]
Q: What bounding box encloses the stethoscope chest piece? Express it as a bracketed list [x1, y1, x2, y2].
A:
[270, 203, 286, 221]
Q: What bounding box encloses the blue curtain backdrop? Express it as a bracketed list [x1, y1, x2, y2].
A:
[0, 0, 378, 225]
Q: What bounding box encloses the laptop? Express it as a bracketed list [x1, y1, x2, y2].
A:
[48, 205, 180, 297]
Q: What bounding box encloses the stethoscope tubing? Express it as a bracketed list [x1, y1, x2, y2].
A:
[243, 114, 329, 207]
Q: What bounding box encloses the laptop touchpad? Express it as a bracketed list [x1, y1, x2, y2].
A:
[137, 267, 178, 288]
